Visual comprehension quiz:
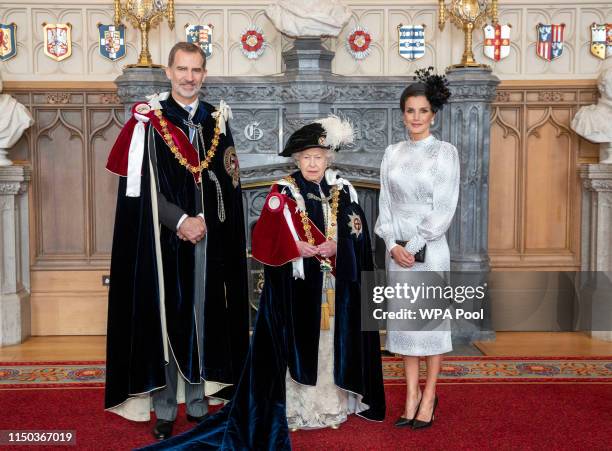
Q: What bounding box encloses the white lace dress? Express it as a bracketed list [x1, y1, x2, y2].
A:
[374, 135, 460, 356]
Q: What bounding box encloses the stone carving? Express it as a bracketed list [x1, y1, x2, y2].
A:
[116, 85, 167, 101]
[241, 164, 296, 181]
[231, 109, 279, 154]
[333, 166, 379, 181]
[571, 68, 612, 164]
[280, 85, 335, 102]
[0, 74, 34, 166]
[334, 84, 405, 102]
[391, 109, 408, 144]
[583, 179, 612, 192]
[245, 189, 268, 220]
[336, 108, 387, 152]
[449, 84, 498, 101]
[283, 117, 311, 146]
[0, 182, 23, 194]
[203, 85, 282, 103]
[265, 0, 351, 38]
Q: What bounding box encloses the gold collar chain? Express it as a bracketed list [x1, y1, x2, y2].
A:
[155, 109, 222, 175]
[284, 176, 339, 244]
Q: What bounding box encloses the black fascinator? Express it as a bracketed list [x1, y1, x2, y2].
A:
[413, 66, 451, 111]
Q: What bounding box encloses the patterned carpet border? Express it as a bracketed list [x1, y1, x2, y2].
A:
[382, 356, 612, 383]
[0, 356, 610, 388]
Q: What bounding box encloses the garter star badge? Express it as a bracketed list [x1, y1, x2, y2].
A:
[398, 24, 425, 61]
[0, 23, 17, 62]
[536, 23, 565, 61]
[240, 25, 266, 59]
[347, 212, 363, 238]
[186, 24, 213, 58]
[590, 23, 612, 60]
[223, 146, 240, 188]
[483, 23, 511, 62]
[346, 26, 372, 60]
[43, 22, 72, 61]
[98, 23, 126, 61]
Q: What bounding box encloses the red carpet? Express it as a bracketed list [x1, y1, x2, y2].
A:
[0, 384, 611, 450]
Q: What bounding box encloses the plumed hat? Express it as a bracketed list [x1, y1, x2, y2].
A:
[280, 115, 354, 157]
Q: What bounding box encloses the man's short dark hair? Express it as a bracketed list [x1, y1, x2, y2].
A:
[167, 42, 207, 69]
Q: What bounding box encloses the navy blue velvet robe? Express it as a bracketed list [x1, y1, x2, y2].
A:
[139, 171, 386, 450]
[105, 96, 249, 412]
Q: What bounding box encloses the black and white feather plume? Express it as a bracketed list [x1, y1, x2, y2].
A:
[315, 115, 354, 151]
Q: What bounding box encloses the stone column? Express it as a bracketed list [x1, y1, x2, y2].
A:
[0, 165, 31, 346]
[442, 67, 500, 343]
[580, 164, 612, 341]
[281, 38, 336, 140]
[114, 67, 169, 119]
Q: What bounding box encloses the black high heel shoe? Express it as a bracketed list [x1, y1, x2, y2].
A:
[394, 393, 422, 428]
[411, 395, 438, 430]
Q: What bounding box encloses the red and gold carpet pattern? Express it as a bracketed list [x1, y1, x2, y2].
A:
[1, 356, 610, 389]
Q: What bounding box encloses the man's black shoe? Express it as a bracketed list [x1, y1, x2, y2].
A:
[187, 413, 210, 423]
[152, 419, 174, 440]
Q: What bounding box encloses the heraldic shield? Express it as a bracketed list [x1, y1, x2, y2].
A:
[0, 23, 17, 62]
[483, 24, 511, 62]
[186, 24, 213, 58]
[536, 23, 565, 61]
[43, 23, 72, 61]
[398, 25, 425, 61]
[98, 24, 126, 61]
[590, 23, 612, 60]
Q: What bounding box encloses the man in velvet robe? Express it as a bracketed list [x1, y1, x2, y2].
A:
[104, 42, 249, 441]
[138, 117, 385, 450]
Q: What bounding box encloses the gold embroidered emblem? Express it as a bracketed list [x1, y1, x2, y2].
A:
[223, 146, 240, 188]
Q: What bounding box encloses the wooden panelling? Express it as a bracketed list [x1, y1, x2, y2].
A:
[8, 87, 123, 268]
[489, 81, 598, 270]
[4, 85, 121, 336]
[30, 271, 109, 335]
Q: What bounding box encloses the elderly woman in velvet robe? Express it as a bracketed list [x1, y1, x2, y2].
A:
[140, 116, 385, 450]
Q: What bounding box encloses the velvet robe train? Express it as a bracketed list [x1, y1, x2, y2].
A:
[140, 172, 386, 450]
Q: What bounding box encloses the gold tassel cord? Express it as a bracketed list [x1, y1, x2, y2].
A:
[320, 301, 330, 330]
[326, 287, 335, 317]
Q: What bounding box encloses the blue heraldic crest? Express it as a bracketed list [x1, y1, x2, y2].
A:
[0, 23, 17, 62]
[398, 25, 425, 61]
[98, 24, 126, 61]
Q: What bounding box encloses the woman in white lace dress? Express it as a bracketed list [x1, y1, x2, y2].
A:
[375, 68, 459, 430]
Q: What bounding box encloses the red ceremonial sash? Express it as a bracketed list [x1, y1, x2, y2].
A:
[106, 103, 202, 183]
[251, 186, 336, 275]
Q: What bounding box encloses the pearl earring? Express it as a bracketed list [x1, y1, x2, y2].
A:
[431, 119, 435, 126]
